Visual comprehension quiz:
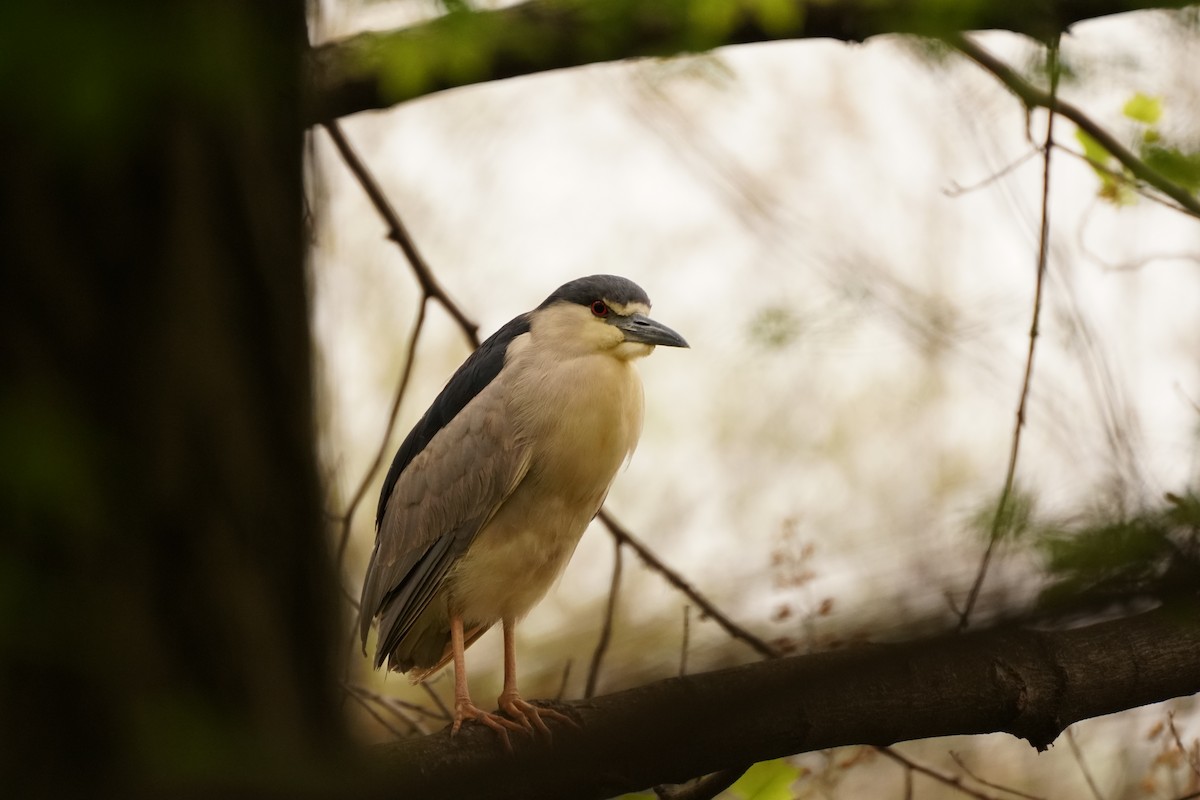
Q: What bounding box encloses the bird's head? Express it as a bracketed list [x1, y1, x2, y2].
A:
[533, 274, 689, 361]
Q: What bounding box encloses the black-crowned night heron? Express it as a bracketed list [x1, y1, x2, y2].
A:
[359, 274, 687, 742]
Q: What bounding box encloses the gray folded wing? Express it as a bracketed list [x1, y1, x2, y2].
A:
[359, 380, 531, 668]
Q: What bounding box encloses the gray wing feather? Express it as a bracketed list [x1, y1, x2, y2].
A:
[359, 379, 531, 664]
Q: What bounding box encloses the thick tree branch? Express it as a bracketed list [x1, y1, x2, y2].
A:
[307, 0, 1196, 123]
[368, 600, 1200, 800]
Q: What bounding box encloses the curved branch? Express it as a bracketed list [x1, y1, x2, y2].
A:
[950, 33, 1200, 219]
[321, 121, 480, 343]
[307, 0, 1196, 123]
[368, 600, 1200, 800]
[598, 510, 781, 660]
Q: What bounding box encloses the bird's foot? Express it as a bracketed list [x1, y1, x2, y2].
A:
[452, 699, 527, 752]
[497, 690, 579, 739]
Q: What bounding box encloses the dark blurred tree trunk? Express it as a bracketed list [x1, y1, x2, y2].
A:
[0, 3, 344, 795]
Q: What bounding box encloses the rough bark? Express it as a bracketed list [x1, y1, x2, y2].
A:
[307, 0, 1198, 123]
[370, 601, 1200, 800]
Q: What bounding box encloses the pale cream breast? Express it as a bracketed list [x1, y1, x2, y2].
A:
[447, 338, 645, 626]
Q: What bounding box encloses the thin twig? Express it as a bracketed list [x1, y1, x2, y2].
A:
[949, 33, 1200, 220]
[1055, 145, 1199, 218]
[944, 148, 1041, 197]
[421, 681, 453, 721]
[876, 747, 1006, 800]
[598, 510, 781, 659]
[950, 752, 1046, 800]
[334, 296, 429, 568]
[344, 686, 411, 738]
[679, 604, 691, 677]
[555, 660, 572, 701]
[378, 698, 432, 736]
[957, 38, 1059, 631]
[1168, 711, 1200, 779]
[585, 536, 624, 699]
[344, 683, 430, 735]
[322, 120, 480, 343]
[1066, 727, 1106, 800]
[361, 688, 451, 724]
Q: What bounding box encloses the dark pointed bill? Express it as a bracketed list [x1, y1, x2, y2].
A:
[614, 313, 689, 348]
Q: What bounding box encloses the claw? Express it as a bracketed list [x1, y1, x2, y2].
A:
[498, 691, 578, 740]
[452, 699, 528, 752]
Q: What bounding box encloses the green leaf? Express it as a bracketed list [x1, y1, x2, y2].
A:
[1075, 128, 1111, 167]
[1123, 92, 1162, 124]
[730, 759, 801, 800]
[1074, 127, 1135, 205]
[1142, 144, 1200, 192]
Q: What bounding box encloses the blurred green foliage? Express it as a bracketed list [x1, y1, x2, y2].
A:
[1123, 92, 1162, 124]
[356, 0, 810, 104]
[1076, 92, 1200, 205]
[974, 485, 1036, 543]
[749, 306, 802, 349]
[729, 759, 802, 800]
[1037, 490, 1200, 610]
[610, 759, 802, 799]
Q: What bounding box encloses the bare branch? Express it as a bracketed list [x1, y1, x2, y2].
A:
[1057, 145, 1200, 218]
[1065, 727, 1106, 800]
[944, 148, 1041, 198]
[345, 686, 414, 739]
[421, 681, 453, 722]
[950, 752, 1047, 800]
[344, 683, 433, 736]
[321, 120, 480, 344]
[877, 746, 1007, 800]
[555, 660, 573, 701]
[585, 536, 624, 698]
[679, 604, 691, 677]
[598, 510, 781, 659]
[950, 33, 1200, 220]
[958, 38, 1058, 630]
[1169, 710, 1200, 780]
[333, 296, 428, 568]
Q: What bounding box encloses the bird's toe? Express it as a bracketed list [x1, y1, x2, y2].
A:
[498, 692, 578, 739]
[452, 700, 527, 752]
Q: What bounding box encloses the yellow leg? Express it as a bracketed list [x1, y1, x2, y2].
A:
[449, 614, 523, 750]
[496, 617, 576, 737]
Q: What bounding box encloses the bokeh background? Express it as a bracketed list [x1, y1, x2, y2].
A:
[310, 2, 1200, 796]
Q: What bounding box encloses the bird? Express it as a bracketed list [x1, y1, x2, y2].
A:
[358, 274, 687, 744]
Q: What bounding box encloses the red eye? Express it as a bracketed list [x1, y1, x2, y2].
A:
[590, 300, 609, 317]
